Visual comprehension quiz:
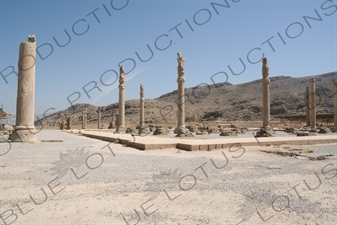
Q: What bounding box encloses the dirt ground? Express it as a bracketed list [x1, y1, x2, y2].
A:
[0, 130, 336, 225]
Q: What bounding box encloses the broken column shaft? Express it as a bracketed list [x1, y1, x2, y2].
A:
[333, 78, 337, 128]
[11, 35, 37, 142]
[117, 66, 126, 132]
[140, 84, 145, 128]
[306, 86, 311, 127]
[262, 58, 271, 129]
[310, 78, 316, 130]
[82, 108, 87, 129]
[98, 106, 101, 129]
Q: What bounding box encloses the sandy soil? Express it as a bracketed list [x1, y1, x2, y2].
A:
[0, 130, 336, 225]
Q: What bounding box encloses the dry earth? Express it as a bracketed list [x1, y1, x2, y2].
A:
[0, 130, 336, 225]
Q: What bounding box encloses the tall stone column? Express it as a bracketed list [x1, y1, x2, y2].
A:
[175, 52, 193, 137]
[60, 113, 64, 130]
[177, 52, 185, 129]
[67, 117, 71, 130]
[11, 35, 37, 142]
[97, 106, 101, 129]
[140, 84, 145, 127]
[138, 84, 150, 135]
[110, 113, 116, 129]
[310, 78, 316, 130]
[333, 78, 337, 128]
[117, 66, 126, 132]
[115, 114, 119, 128]
[262, 58, 271, 128]
[255, 57, 274, 137]
[82, 108, 87, 129]
[305, 86, 311, 127]
[62, 115, 67, 130]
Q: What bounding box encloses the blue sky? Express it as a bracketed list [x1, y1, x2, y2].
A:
[0, 0, 336, 116]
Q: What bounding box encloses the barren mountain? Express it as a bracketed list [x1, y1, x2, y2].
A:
[38, 72, 336, 127]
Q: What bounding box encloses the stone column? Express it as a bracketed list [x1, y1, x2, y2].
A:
[310, 78, 316, 130]
[11, 35, 37, 142]
[117, 66, 126, 132]
[62, 115, 67, 130]
[305, 86, 311, 127]
[262, 58, 271, 128]
[333, 78, 337, 128]
[97, 106, 101, 129]
[110, 113, 116, 129]
[177, 52, 186, 129]
[67, 117, 71, 130]
[140, 84, 145, 128]
[138, 84, 150, 135]
[115, 114, 119, 128]
[82, 108, 87, 129]
[255, 58, 274, 137]
[175, 52, 193, 137]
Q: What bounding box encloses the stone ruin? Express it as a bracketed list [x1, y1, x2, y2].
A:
[126, 127, 138, 135]
[153, 126, 170, 135]
[1, 125, 14, 139]
[116, 66, 126, 133]
[138, 84, 151, 135]
[174, 52, 194, 138]
[255, 57, 275, 138]
[220, 130, 237, 136]
[93, 53, 337, 139]
[11, 35, 38, 142]
[60, 115, 71, 130]
[188, 125, 200, 133]
[7, 34, 337, 144]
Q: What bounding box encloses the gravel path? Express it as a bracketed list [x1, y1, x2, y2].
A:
[0, 130, 336, 224]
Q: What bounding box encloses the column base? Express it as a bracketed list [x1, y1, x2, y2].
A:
[109, 122, 116, 129]
[116, 126, 127, 133]
[254, 126, 275, 138]
[174, 126, 186, 134]
[175, 127, 194, 137]
[11, 126, 38, 143]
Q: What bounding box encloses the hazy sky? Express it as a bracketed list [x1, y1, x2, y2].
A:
[0, 0, 336, 116]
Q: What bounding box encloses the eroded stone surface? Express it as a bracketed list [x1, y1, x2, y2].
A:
[175, 127, 194, 137]
[257, 58, 275, 137]
[318, 127, 331, 134]
[117, 66, 126, 133]
[138, 127, 151, 135]
[255, 126, 275, 137]
[310, 78, 316, 130]
[220, 130, 237, 136]
[334, 78, 337, 128]
[208, 128, 220, 134]
[284, 127, 298, 134]
[61, 116, 71, 130]
[153, 127, 169, 135]
[11, 35, 37, 142]
[175, 52, 187, 132]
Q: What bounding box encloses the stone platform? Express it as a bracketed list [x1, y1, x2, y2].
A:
[77, 130, 337, 151]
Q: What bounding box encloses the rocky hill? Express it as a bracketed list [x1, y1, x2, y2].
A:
[38, 72, 336, 127]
